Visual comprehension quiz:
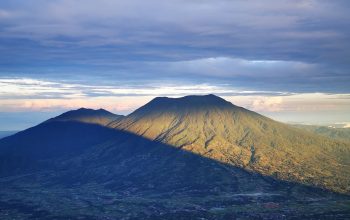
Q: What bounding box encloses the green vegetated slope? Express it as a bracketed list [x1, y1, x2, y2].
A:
[109, 95, 350, 194]
[293, 124, 350, 142]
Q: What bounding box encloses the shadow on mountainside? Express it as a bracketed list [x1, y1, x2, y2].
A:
[0, 121, 120, 176]
[0, 120, 350, 219]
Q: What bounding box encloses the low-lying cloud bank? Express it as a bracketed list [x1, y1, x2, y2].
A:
[0, 78, 349, 115]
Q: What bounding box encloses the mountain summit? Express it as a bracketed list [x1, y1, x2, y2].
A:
[126, 94, 235, 118]
[48, 108, 121, 126]
[143, 94, 232, 108]
[110, 94, 350, 194]
[0, 108, 121, 176]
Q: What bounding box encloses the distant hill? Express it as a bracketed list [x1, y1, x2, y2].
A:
[0, 108, 121, 176]
[293, 124, 350, 142]
[47, 108, 122, 126]
[0, 122, 120, 177]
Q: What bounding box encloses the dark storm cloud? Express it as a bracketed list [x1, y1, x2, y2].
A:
[0, 0, 350, 93]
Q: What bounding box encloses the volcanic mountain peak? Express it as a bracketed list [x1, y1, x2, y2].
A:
[125, 94, 244, 122]
[153, 94, 230, 104]
[142, 94, 233, 110]
[109, 94, 350, 194]
[49, 108, 121, 126]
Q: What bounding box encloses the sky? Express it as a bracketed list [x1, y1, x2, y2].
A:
[0, 0, 350, 130]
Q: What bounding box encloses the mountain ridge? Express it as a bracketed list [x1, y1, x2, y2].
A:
[47, 107, 122, 126]
[109, 94, 350, 194]
[1, 95, 349, 194]
[0, 94, 350, 218]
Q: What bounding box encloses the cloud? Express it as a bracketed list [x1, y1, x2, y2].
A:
[1, 1, 350, 129]
[3, 96, 150, 113]
[0, 77, 289, 100]
[0, 0, 349, 95]
[343, 123, 350, 128]
[0, 77, 349, 129]
[251, 97, 283, 112]
[90, 57, 348, 93]
[159, 57, 318, 78]
[0, 78, 86, 99]
[0, 77, 349, 116]
[1, 0, 350, 64]
[224, 93, 350, 114]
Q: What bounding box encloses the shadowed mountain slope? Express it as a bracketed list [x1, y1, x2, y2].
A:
[109, 95, 350, 194]
[0, 119, 328, 195]
[1, 126, 348, 219]
[0, 108, 122, 176]
[0, 131, 17, 139]
[0, 101, 350, 218]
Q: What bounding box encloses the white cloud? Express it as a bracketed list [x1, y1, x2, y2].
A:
[0, 77, 276, 112]
[162, 57, 317, 78]
[3, 96, 150, 113]
[0, 77, 282, 99]
[0, 78, 85, 98]
[251, 97, 283, 112]
[224, 93, 350, 113]
[334, 122, 350, 128]
[0, 78, 350, 117]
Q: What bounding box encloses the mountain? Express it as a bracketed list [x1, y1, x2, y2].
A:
[0, 96, 350, 219]
[47, 107, 121, 126]
[293, 124, 350, 142]
[0, 131, 17, 139]
[2, 126, 348, 219]
[109, 95, 350, 194]
[0, 108, 121, 176]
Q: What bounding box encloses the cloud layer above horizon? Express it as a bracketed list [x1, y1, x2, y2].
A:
[0, 0, 350, 129]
